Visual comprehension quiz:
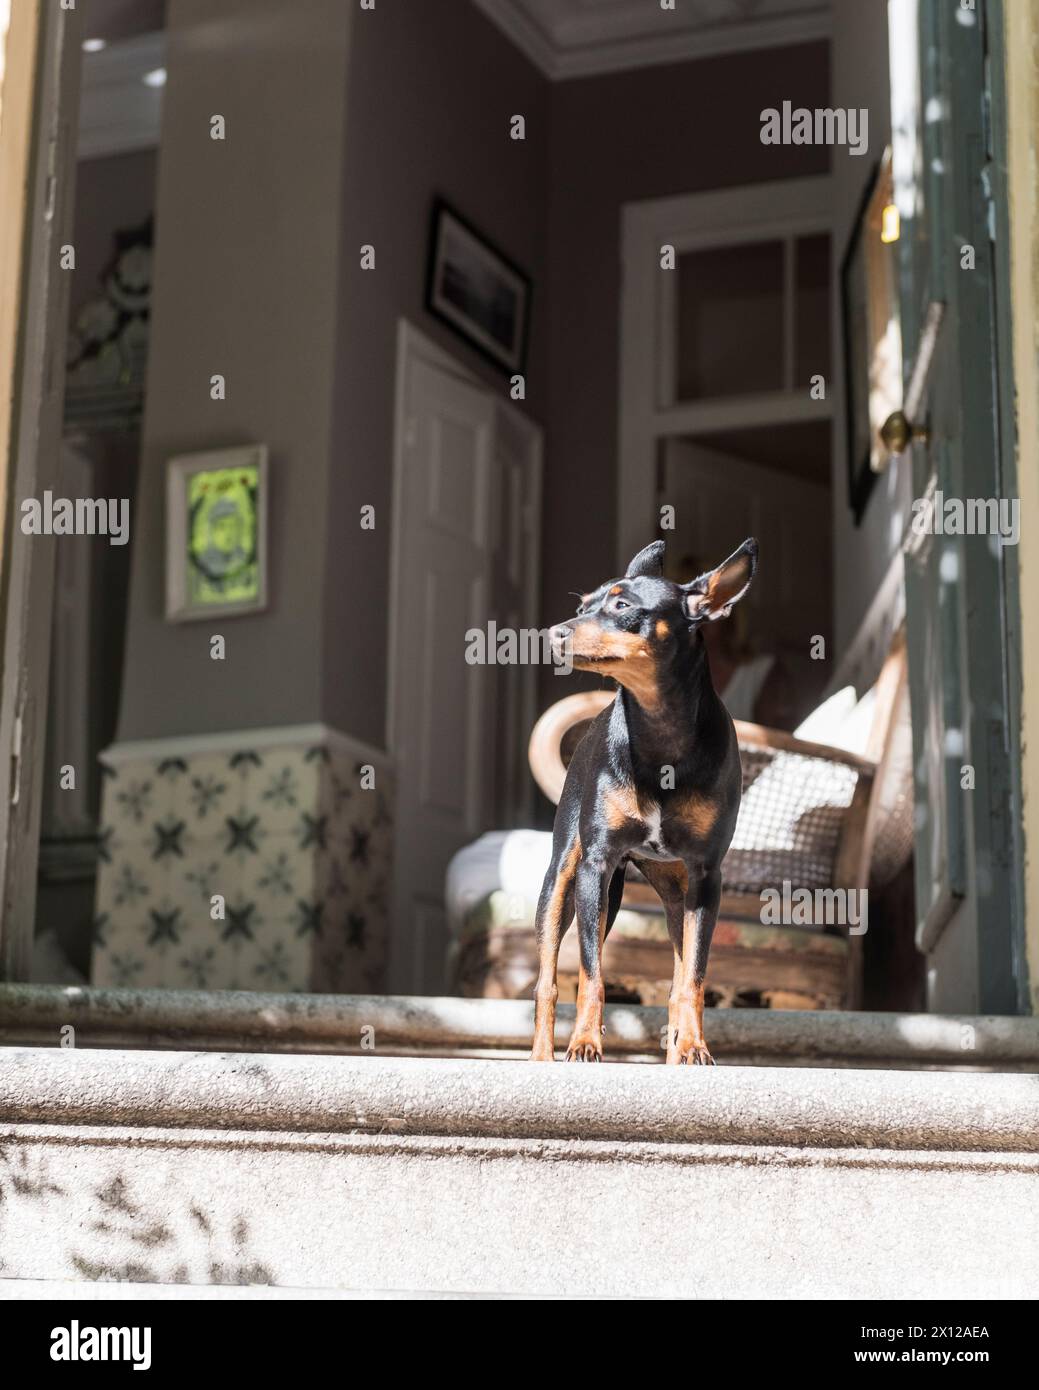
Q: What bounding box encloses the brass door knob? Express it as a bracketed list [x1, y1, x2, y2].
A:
[880, 410, 929, 455]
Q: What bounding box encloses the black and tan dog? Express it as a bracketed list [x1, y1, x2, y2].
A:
[530, 537, 757, 1064]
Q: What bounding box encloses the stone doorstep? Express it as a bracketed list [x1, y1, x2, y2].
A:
[5, 1127, 1035, 1298]
[1, 1047, 1039, 1152]
[0, 1279, 511, 1300]
[4, 1054, 1039, 1297]
[1, 985, 1038, 1070]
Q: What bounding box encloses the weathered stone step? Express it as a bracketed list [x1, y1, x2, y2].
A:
[2, 1047, 1039, 1149]
[1, 1047, 1038, 1297]
[2, 984, 1038, 1070]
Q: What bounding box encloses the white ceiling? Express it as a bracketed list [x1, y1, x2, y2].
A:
[472, 0, 831, 79]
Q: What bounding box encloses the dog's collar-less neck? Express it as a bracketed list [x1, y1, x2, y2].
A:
[612, 636, 717, 765]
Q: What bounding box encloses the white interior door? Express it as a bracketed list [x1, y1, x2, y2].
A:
[490, 404, 541, 829]
[661, 437, 831, 650]
[389, 352, 498, 995]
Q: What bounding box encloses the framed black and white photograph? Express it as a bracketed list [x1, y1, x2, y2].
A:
[166, 445, 269, 622]
[840, 148, 903, 526]
[425, 198, 531, 374]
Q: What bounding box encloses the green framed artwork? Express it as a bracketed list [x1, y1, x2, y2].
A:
[166, 445, 268, 621]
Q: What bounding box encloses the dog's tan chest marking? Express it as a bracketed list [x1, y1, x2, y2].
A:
[673, 791, 718, 838]
[603, 786, 718, 855]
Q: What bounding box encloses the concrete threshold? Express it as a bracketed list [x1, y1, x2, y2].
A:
[0, 1278, 511, 1300]
[1, 984, 1038, 1071]
[4, 1048, 1039, 1296]
[2, 1046, 1038, 1152]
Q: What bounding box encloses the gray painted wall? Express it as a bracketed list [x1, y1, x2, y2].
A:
[117, 0, 548, 751]
[116, 2, 880, 757]
[322, 0, 549, 749]
[117, 0, 353, 741]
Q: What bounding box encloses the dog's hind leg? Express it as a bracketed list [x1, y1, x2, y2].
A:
[602, 866, 626, 943]
[530, 835, 580, 1061]
[565, 853, 618, 1062]
[631, 858, 689, 1062]
[670, 866, 721, 1066]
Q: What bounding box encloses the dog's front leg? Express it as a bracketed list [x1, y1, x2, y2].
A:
[669, 866, 720, 1066]
[530, 838, 579, 1061]
[633, 859, 688, 1064]
[565, 855, 611, 1062]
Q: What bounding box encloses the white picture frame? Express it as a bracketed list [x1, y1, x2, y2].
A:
[165, 445, 269, 622]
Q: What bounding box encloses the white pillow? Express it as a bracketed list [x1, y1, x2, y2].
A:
[794, 685, 857, 744]
[794, 684, 876, 757]
[838, 686, 877, 756]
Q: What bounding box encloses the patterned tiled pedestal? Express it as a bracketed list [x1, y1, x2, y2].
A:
[91, 725, 393, 993]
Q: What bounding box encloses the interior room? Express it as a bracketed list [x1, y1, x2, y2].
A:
[23, 0, 981, 1019]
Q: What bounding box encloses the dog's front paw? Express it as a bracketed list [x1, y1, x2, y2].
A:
[667, 1033, 715, 1066]
[565, 1031, 603, 1062]
[529, 1040, 556, 1062]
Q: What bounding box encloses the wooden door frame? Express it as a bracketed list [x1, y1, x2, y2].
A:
[0, 0, 81, 982]
[988, 0, 1033, 1011]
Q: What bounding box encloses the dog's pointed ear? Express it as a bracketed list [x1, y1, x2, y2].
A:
[683, 538, 758, 622]
[625, 540, 665, 579]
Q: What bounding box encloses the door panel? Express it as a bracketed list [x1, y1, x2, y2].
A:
[392, 359, 496, 994]
[894, 0, 1022, 1008]
[661, 437, 831, 653]
[428, 413, 490, 543]
[389, 344, 541, 994]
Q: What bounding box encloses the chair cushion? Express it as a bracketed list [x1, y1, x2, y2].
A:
[450, 885, 849, 1009]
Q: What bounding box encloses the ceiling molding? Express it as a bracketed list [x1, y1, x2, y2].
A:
[77, 31, 166, 160]
[472, 0, 831, 80]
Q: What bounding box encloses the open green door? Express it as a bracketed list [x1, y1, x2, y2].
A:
[890, 0, 1025, 1012]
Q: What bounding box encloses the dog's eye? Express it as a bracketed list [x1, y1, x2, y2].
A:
[609, 597, 632, 613]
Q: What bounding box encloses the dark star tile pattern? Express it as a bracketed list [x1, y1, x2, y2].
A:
[92, 739, 392, 993]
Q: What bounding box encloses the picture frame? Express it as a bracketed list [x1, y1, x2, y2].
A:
[425, 198, 531, 375]
[166, 445, 268, 622]
[840, 148, 903, 525]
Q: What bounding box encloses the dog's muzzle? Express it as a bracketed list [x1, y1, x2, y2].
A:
[549, 624, 573, 663]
